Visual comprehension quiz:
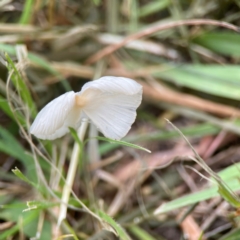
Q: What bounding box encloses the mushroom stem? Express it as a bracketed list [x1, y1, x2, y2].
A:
[57, 118, 88, 227]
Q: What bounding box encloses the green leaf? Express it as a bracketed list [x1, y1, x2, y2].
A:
[218, 162, 240, 180]
[28, 53, 63, 79]
[12, 167, 38, 189]
[19, 0, 34, 24]
[218, 183, 240, 208]
[98, 210, 131, 240]
[193, 32, 240, 57]
[0, 43, 58, 76]
[0, 44, 71, 91]
[11, 168, 49, 197]
[1, 201, 55, 211]
[5, 53, 37, 117]
[0, 207, 39, 240]
[220, 228, 240, 240]
[139, 0, 170, 17]
[99, 123, 220, 154]
[24, 218, 52, 240]
[0, 95, 25, 125]
[0, 43, 16, 54]
[129, 226, 159, 240]
[217, 163, 240, 208]
[23, 200, 57, 211]
[158, 182, 237, 215]
[0, 203, 52, 240]
[154, 163, 240, 214]
[69, 127, 83, 148]
[153, 64, 240, 100]
[0, 125, 34, 166]
[92, 0, 102, 6]
[6, 169, 51, 210]
[0, 125, 51, 182]
[95, 136, 151, 153]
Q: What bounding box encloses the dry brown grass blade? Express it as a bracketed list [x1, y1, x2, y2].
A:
[43, 59, 240, 118]
[0, 24, 38, 33]
[52, 25, 98, 51]
[43, 62, 94, 84]
[206, 146, 240, 168]
[201, 201, 229, 232]
[108, 146, 197, 217]
[113, 147, 194, 183]
[197, 136, 214, 157]
[0, 222, 14, 231]
[178, 215, 204, 240]
[141, 80, 240, 117]
[85, 19, 239, 65]
[107, 179, 136, 217]
[96, 33, 179, 59]
[109, 53, 240, 119]
[201, 131, 233, 159]
[95, 169, 123, 189]
[88, 151, 123, 171]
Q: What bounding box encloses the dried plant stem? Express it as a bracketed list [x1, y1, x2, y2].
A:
[166, 119, 240, 202]
[58, 119, 88, 227]
[86, 19, 239, 64]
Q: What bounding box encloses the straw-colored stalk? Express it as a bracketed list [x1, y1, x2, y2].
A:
[57, 119, 88, 227]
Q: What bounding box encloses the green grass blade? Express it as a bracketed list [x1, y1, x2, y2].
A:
[12, 167, 38, 189]
[19, 0, 34, 24]
[216, 163, 240, 208]
[0, 209, 39, 240]
[0, 202, 52, 240]
[218, 184, 240, 208]
[129, 226, 159, 240]
[95, 136, 151, 153]
[0, 125, 37, 181]
[11, 167, 51, 199]
[218, 162, 240, 180]
[220, 228, 240, 240]
[193, 32, 240, 57]
[0, 43, 55, 74]
[155, 163, 240, 215]
[5, 53, 37, 117]
[139, 0, 170, 17]
[0, 96, 25, 124]
[0, 126, 33, 165]
[153, 64, 240, 100]
[69, 127, 83, 148]
[28, 53, 71, 91]
[98, 210, 131, 240]
[99, 123, 220, 154]
[0, 43, 17, 54]
[92, 0, 102, 6]
[154, 184, 219, 215]
[0, 44, 71, 91]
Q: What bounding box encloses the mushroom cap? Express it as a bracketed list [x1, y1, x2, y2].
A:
[30, 91, 81, 140]
[79, 76, 142, 140]
[30, 76, 142, 140]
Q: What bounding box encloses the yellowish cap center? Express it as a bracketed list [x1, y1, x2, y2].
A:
[75, 95, 87, 108]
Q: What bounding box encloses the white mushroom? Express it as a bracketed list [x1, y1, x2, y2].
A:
[30, 76, 143, 140]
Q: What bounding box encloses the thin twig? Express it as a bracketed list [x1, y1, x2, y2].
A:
[85, 19, 239, 64]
